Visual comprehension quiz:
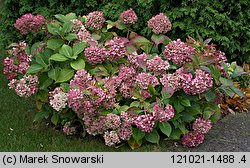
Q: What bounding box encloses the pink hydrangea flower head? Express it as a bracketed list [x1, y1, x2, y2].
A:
[181, 69, 213, 95]
[67, 89, 84, 112]
[120, 111, 136, 127]
[86, 116, 107, 136]
[85, 11, 105, 30]
[135, 72, 159, 90]
[192, 118, 212, 134]
[104, 131, 121, 147]
[49, 87, 68, 112]
[163, 39, 195, 65]
[69, 69, 92, 90]
[105, 37, 126, 62]
[147, 13, 172, 34]
[153, 104, 175, 122]
[76, 30, 98, 46]
[63, 124, 76, 135]
[119, 8, 138, 24]
[71, 19, 85, 33]
[134, 113, 155, 132]
[9, 74, 39, 97]
[127, 52, 148, 69]
[105, 113, 121, 129]
[181, 131, 205, 147]
[146, 55, 170, 75]
[118, 125, 133, 140]
[84, 46, 106, 65]
[14, 13, 47, 34]
[160, 73, 181, 92]
[118, 66, 136, 83]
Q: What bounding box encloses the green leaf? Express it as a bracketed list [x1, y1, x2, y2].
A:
[169, 128, 182, 140]
[70, 58, 85, 70]
[35, 53, 48, 68]
[73, 42, 87, 56]
[219, 77, 234, 86]
[56, 69, 74, 83]
[186, 103, 201, 115]
[145, 129, 160, 144]
[31, 42, 42, 55]
[47, 39, 64, 50]
[115, 21, 126, 30]
[60, 83, 70, 92]
[130, 101, 140, 107]
[48, 68, 60, 81]
[132, 127, 145, 143]
[204, 90, 217, 102]
[180, 98, 191, 107]
[151, 33, 166, 46]
[210, 109, 221, 123]
[230, 85, 245, 97]
[39, 78, 53, 90]
[159, 122, 172, 137]
[173, 101, 185, 113]
[61, 21, 73, 34]
[203, 107, 214, 119]
[26, 64, 43, 74]
[208, 65, 221, 80]
[50, 53, 68, 62]
[118, 105, 129, 113]
[177, 123, 189, 134]
[219, 86, 234, 98]
[65, 33, 78, 41]
[51, 113, 59, 125]
[46, 22, 61, 35]
[59, 44, 73, 58]
[180, 112, 195, 122]
[34, 109, 51, 122]
[148, 84, 156, 96]
[55, 14, 67, 22]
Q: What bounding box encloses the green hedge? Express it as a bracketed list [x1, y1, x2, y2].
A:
[1, 0, 250, 63]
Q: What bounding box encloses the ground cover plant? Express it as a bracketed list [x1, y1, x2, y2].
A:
[2, 9, 246, 149]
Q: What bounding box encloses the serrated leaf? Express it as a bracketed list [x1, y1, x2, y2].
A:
[65, 33, 78, 41]
[180, 98, 191, 107]
[159, 122, 172, 137]
[51, 113, 59, 125]
[130, 101, 140, 107]
[47, 39, 64, 50]
[26, 64, 43, 74]
[148, 84, 156, 96]
[145, 129, 160, 144]
[60, 83, 70, 92]
[61, 21, 73, 34]
[204, 89, 217, 102]
[33, 109, 51, 122]
[73, 42, 87, 56]
[50, 53, 68, 62]
[151, 33, 166, 46]
[55, 69, 74, 83]
[48, 68, 60, 81]
[132, 127, 145, 143]
[59, 44, 73, 58]
[70, 58, 85, 70]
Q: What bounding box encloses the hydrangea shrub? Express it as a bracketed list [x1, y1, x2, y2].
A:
[3, 9, 246, 149]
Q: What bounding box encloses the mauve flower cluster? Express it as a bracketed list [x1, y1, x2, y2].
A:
[63, 125, 76, 135]
[8, 74, 39, 97]
[71, 19, 85, 33]
[153, 104, 175, 122]
[49, 87, 68, 112]
[119, 8, 138, 24]
[181, 131, 205, 147]
[105, 37, 126, 62]
[135, 72, 159, 90]
[104, 131, 121, 147]
[181, 69, 213, 95]
[3, 42, 32, 80]
[127, 52, 148, 69]
[147, 13, 172, 34]
[85, 11, 105, 30]
[134, 113, 155, 132]
[76, 30, 98, 46]
[192, 118, 212, 134]
[14, 13, 47, 35]
[163, 39, 195, 65]
[160, 73, 181, 92]
[84, 46, 106, 65]
[147, 56, 170, 75]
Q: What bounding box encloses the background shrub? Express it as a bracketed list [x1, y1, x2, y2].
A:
[0, 0, 250, 63]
